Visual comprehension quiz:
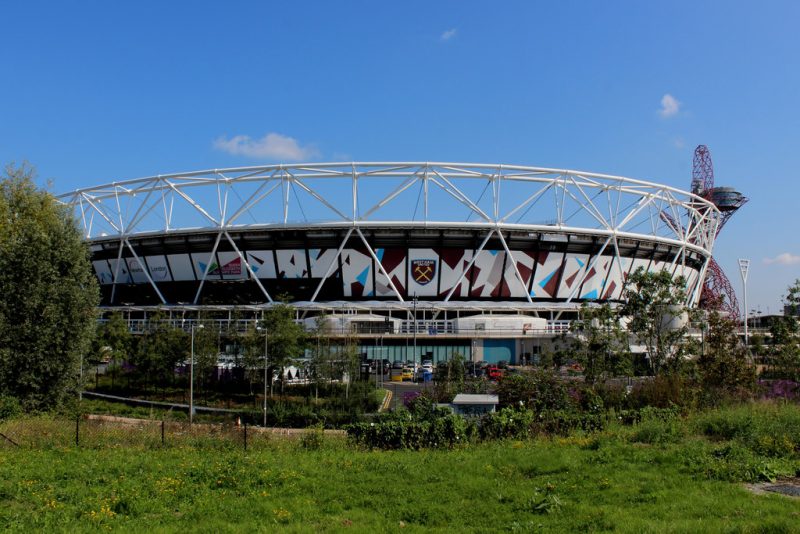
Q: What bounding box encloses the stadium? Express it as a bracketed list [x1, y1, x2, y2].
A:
[58, 162, 721, 365]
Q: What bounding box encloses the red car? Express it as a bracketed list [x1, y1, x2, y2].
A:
[486, 365, 503, 380]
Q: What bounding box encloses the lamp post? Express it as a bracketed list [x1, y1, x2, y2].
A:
[738, 258, 750, 348]
[189, 323, 204, 425]
[257, 325, 269, 427]
[412, 294, 418, 374]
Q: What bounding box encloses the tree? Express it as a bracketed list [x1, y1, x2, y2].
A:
[568, 303, 632, 383]
[94, 311, 132, 391]
[0, 163, 99, 409]
[260, 302, 306, 395]
[308, 315, 336, 400]
[697, 309, 756, 397]
[767, 280, 800, 380]
[131, 312, 188, 392]
[241, 321, 269, 397]
[433, 353, 466, 401]
[621, 268, 694, 375]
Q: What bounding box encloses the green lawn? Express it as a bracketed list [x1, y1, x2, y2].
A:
[1, 407, 799, 532]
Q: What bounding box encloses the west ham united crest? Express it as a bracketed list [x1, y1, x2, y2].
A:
[411, 259, 436, 285]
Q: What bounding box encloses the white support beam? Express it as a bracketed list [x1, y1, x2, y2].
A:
[443, 229, 495, 302]
[309, 227, 354, 303]
[223, 231, 273, 303]
[355, 227, 405, 302]
[193, 232, 223, 304]
[495, 229, 533, 304]
[124, 238, 167, 304]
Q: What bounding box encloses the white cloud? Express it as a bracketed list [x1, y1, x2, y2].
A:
[763, 253, 800, 266]
[213, 132, 319, 161]
[658, 93, 681, 118]
[440, 28, 457, 41]
[673, 137, 686, 149]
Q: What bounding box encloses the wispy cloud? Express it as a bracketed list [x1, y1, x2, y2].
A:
[213, 132, 319, 161]
[440, 28, 457, 41]
[673, 137, 686, 149]
[658, 93, 681, 118]
[764, 253, 800, 266]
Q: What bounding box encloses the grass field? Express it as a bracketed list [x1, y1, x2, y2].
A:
[1, 404, 799, 532]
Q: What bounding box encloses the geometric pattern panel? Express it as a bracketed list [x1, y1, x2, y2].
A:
[532, 251, 566, 299]
[341, 248, 374, 297]
[438, 248, 472, 298]
[469, 250, 506, 298]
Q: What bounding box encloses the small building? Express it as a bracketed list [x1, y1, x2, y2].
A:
[450, 394, 499, 416]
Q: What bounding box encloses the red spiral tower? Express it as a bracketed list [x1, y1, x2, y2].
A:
[691, 145, 747, 318]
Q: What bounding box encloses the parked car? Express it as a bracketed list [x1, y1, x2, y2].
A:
[392, 361, 405, 370]
[486, 365, 503, 380]
[421, 359, 434, 374]
[401, 367, 414, 381]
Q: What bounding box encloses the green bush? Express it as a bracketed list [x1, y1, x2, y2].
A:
[626, 375, 697, 410]
[0, 395, 21, 420]
[495, 369, 572, 411]
[479, 408, 535, 440]
[345, 414, 474, 450]
[686, 442, 784, 483]
[693, 403, 800, 459]
[300, 423, 325, 450]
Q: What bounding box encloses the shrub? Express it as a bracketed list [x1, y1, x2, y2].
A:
[693, 404, 800, 459]
[686, 442, 783, 483]
[479, 408, 535, 440]
[345, 414, 474, 450]
[629, 418, 685, 445]
[495, 368, 572, 411]
[626, 375, 697, 410]
[0, 395, 21, 420]
[300, 423, 325, 450]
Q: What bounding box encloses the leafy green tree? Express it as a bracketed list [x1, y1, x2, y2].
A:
[0, 164, 99, 410]
[95, 312, 131, 363]
[622, 268, 694, 375]
[767, 280, 800, 380]
[191, 317, 221, 395]
[260, 302, 307, 395]
[241, 321, 269, 396]
[569, 304, 632, 383]
[132, 312, 188, 391]
[433, 353, 466, 401]
[697, 309, 756, 397]
[308, 315, 336, 400]
[339, 331, 361, 400]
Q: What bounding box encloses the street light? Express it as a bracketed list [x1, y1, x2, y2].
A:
[189, 323, 204, 425]
[738, 258, 750, 348]
[256, 325, 269, 427]
[412, 294, 418, 375]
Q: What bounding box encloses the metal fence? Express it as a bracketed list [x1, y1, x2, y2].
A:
[0, 414, 339, 451]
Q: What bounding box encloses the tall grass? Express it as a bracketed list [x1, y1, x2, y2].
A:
[1, 402, 799, 532]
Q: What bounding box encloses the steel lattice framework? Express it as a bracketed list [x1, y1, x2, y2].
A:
[58, 162, 721, 309]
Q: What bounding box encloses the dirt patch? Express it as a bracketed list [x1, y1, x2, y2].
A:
[746, 477, 800, 498]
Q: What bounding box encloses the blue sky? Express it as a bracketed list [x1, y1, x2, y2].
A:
[1, 1, 798, 314]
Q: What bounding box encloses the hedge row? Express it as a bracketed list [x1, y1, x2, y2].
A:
[346, 406, 682, 449]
